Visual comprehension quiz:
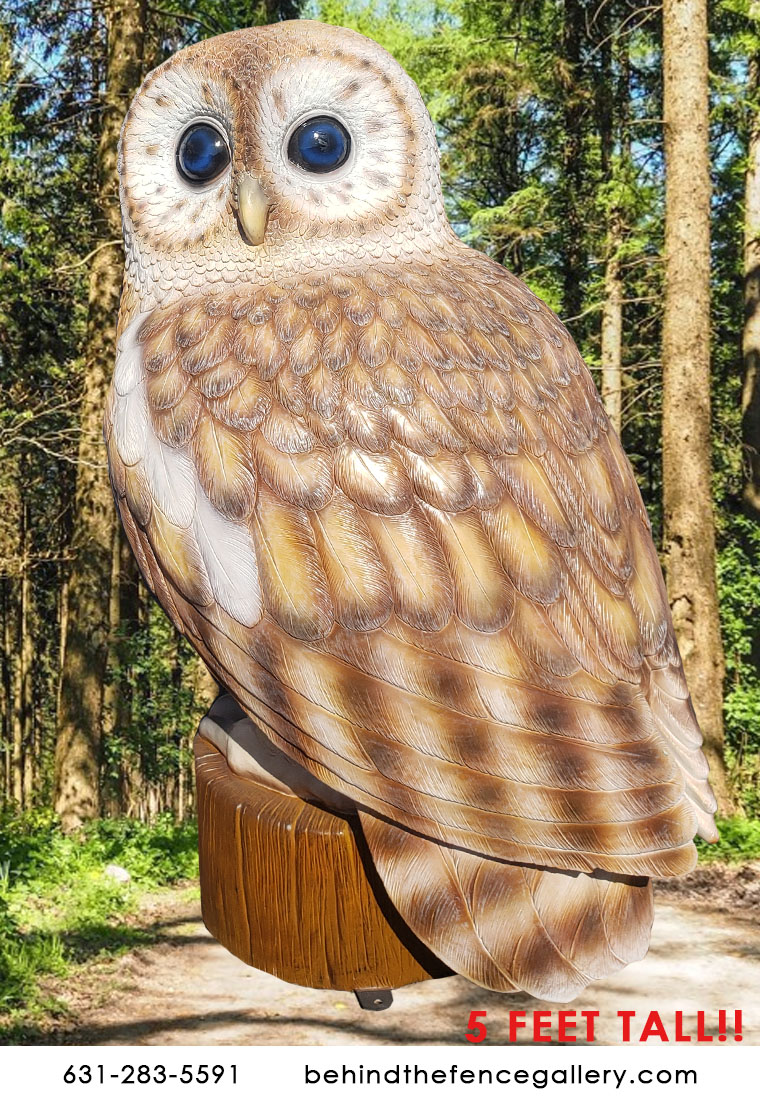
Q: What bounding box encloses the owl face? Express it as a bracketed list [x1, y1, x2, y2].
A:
[119, 20, 450, 308]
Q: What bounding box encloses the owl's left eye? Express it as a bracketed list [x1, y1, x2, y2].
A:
[287, 117, 351, 174]
[176, 122, 230, 184]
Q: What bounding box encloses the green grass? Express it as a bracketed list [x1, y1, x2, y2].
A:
[0, 810, 198, 1027]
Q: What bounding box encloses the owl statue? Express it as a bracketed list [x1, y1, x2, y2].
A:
[106, 20, 716, 1002]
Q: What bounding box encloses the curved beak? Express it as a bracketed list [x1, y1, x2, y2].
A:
[237, 175, 270, 246]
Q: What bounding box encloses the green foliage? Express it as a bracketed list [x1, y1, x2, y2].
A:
[696, 816, 760, 863]
[717, 517, 760, 813]
[0, 810, 198, 1015]
[78, 816, 199, 884]
[0, 808, 198, 897]
[102, 600, 208, 802]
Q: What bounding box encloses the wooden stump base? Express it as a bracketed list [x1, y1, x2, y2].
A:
[193, 701, 449, 993]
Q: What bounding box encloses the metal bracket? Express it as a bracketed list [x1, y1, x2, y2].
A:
[354, 988, 394, 1011]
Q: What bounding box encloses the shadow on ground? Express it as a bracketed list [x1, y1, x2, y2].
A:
[4, 889, 759, 1047]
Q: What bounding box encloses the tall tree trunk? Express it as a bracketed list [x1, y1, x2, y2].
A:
[1, 454, 22, 803]
[56, 567, 70, 725]
[11, 576, 23, 806]
[742, 54, 760, 515]
[115, 531, 139, 812]
[10, 489, 30, 806]
[55, 0, 147, 830]
[102, 519, 124, 815]
[20, 500, 34, 807]
[103, 517, 122, 749]
[601, 210, 624, 433]
[597, 1, 627, 434]
[661, 0, 733, 813]
[1, 579, 12, 801]
[55, 458, 72, 734]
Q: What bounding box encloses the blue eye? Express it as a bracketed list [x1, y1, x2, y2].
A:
[287, 116, 351, 174]
[177, 122, 230, 184]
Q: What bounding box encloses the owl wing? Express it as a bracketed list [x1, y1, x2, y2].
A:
[106, 258, 715, 894]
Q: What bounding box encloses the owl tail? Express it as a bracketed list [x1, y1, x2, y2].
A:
[358, 812, 653, 1001]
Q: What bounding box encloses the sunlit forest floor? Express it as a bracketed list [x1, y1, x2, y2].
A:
[1, 809, 759, 1046]
[2, 880, 759, 1046]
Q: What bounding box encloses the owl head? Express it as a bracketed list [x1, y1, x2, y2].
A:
[119, 20, 452, 310]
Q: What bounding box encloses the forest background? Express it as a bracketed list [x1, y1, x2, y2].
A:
[2, 0, 760, 1027]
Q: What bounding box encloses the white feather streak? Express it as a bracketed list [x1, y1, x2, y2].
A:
[193, 485, 262, 627]
[143, 426, 196, 528]
[114, 315, 148, 395]
[112, 384, 148, 467]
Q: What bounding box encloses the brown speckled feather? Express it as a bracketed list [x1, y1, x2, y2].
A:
[107, 253, 716, 996]
[360, 812, 653, 1001]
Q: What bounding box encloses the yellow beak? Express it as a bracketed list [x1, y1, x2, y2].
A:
[237, 176, 270, 246]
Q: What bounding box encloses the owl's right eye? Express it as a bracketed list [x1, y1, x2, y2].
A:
[176, 122, 231, 184]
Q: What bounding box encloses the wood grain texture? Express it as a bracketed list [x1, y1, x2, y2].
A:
[194, 734, 449, 991]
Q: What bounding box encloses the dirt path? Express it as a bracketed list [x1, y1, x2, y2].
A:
[37, 888, 759, 1046]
